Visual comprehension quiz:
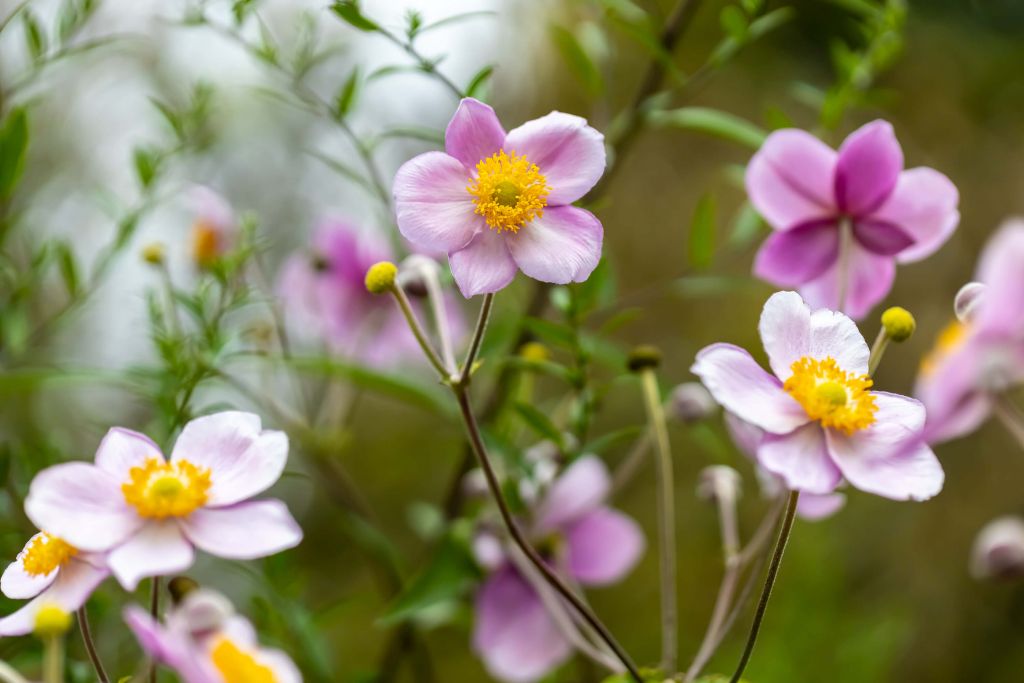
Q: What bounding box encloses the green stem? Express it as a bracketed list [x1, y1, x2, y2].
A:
[836, 218, 853, 314]
[42, 635, 63, 683]
[867, 327, 889, 377]
[389, 284, 449, 378]
[458, 293, 494, 386]
[77, 608, 109, 683]
[149, 577, 161, 683]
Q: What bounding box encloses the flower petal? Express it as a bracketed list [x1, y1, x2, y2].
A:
[797, 492, 846, 521]
[825, 393, 944, 501]
[536, 455, 609, 531]
[171, 411, 288, 507]
[753, 220, 839, 287]
[1, 535, 57, 600]
[975, 219, 1024, 338]
[25, 463, 142, 552]
[852, 220, 916, 256]
[0, 559, 108, 636]
[108, 522, 195, 591]
[799, 243, 896, 320]
[182, 500, 302, 560]
[95, 427, 164, 481]
[916, 336, 991, 444]
[566, 507, 644, 586]
[758, 291, 811, 379]
[449, 228, 518, 297]
[745, 129, 837, 229]
[503, 112, 605, 204]
[758, 423, 841, 495]
[834, 120, 903, 215]
[472, 567, 572, 683]
[692, 343, 810, 434]
[394, 151, 481, 253]
[870, 167, 960, 263]
[724, 411, 764, 460]
[507, 206, 602, 285]
[124, 607, 213, 683]
[808, 307, 870, 376]
[445, 98, 506, 168]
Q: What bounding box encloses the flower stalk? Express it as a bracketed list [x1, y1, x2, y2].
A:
[77, 608, 109, 683]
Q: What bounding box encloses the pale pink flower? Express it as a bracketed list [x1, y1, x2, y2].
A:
[393, 98, 606, 297]
[188, 186, 238, 268]
[25, 412, 302, 591]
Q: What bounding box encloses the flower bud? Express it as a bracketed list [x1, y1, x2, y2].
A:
[519, 341, 551, 363]
[881, 306, 916, 342]
[364, 261, 398, 294]
[954, 282, 986, 323]
[141, 242, 166, 266]
[970, 516, 1024, 581]
[168, 576, 200, 604]
[627, 345, 662, 372]
[179, 589, 234, 636]
[398, 255, 438, 298]
[33, 603, 71, 638]
[669, 382, 718, 423]
[697, 465, 742, 504]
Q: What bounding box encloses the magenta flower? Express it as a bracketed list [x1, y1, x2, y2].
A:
[393, 98, 606, 297]
[25, 412, 302, 591]
[692, 291, 943, 500]
[472, 456, 644, 682]
[747, 121, 959, 319]
[277, 218, 464, 366]
[126, 588, 301, 683]
[0, 533, 108, 636]
[915, 220, 1024, 443]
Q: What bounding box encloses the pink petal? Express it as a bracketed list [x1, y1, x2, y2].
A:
[445, 98, 506, 168]
[797, 492, 846, 521]
[472, 567, 572, 683]
[503, 112, 606, 205]
[0, 559, 108, 636]
[507, 206, 602, 285]
[852, 220, 915, 255]
[975, 220, 1024, 338]
[95, 427, 164, 480]
[758, 291, 811, 379]
[171, 411, 288, 507]
[834, 120, 903, 215]
[394, 151, 482, 253]
[566, 507, 644, 586]
[25, 462, 142, 552]
[724, 411, 764, 460]
[808, 307, 871, 376]
[448, 228, 517, 297]
[825, 393, 943, 501]
[753, 220, 839, 287]
[181, 500, 302, 560]
[2, 534, 58, 599]
[870, 167, 960, 263]
[916, 337, 991, 444]
[124, 607, 214, 683]
[799, 243, 896, 320]
[745, 128, 837, 230]
[536, 456, 609, 531]
[758, 423, 841, 495]
[692, 343, 810, 434]
[108, 522, 195, 591]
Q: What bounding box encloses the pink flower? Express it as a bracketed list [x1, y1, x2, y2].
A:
[276, 218, 464, 366]
[0, 533, 108, 636]
[189, 186, 238, 269]
[472, 456, 644, 682]
[393, 98, 606, 297]
[126, 588, 301, 683]
[24, 412, 302, 591]
[692, 291, 943, 500]
[915, 220, 1024, 443]
[747, 121, 959, 319]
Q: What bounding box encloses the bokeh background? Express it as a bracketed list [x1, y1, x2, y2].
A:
[2, 0, 1024, 681]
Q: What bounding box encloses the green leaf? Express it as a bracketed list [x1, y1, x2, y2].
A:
[56, 242, 79, 296]
[648, 106, 767, 150]
[379, 532, 479, 626]
[465, 65, 494, 99]
[514, 402, 566, 449]
[550, 25, 604, 96]
[0, 108, 29, 198]
[132, 147, 160, 189]
[689, 193, 716, 269]
[231, 0, 257, 24]
[730, 201, 765, 248]
[330, 1, 380, 32]
[333, 68, 361, 120]
[418, 10, 495, 35]
[573, 258, 616, 315]
[720, 5, 748, 40]
[582, 426, 645, 455]
[22, 9, 47, 60]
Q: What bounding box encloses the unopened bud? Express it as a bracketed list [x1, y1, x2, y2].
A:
[954, 282, 986, 323]
[519, 341, 551, 363]
[398, 255, 438, 298]
[627, 345, 662, 372]
[179, 589, 234, 636]
[669, 383, 717, 423]
[33, 603, 71, 638]
[364, 261, 398, 294]
[971, 516, 1024, 581]
[141, 242, 166, 266]
[697, 465, 742, 504]
[168, 576, 200, 604]
[881, 306, 915, 342]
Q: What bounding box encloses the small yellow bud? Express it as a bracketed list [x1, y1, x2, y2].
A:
[364, 261, 398, 294]
[519, 342, 551, 363]
[33, 603, 71, 638]
[627, 345, 662, 373]
[881, 306, 916, 342]
[141, 242, 166, 266]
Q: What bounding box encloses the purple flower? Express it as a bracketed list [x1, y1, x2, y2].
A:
[747, 121, 959, 319]
[0, 533, 108, 636]
[915, 220, 1024, 443]
[277, 218, 464, 366]
[692, 291, 943, 500]
[24, 412, 302, 591]
[393, 98, 606, 297]
[472, 456, 644, 682]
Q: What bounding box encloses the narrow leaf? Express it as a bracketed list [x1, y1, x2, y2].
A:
[648, 106, 767, 150]
[0, 109, 29, 198]
[689, 193, 716, 269]
[330, 1, 380, 32]
[334, 68, 361, 120]
[550, 25, 604, 96]
[514, 402, 566, 449]
[465, 65, 494, 99]
[379, 533, 479, 626]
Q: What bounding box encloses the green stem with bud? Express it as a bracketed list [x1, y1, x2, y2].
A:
[388, 282, 449, 378]
[868, 327, 889, 377]
[42, 635, 63, 683]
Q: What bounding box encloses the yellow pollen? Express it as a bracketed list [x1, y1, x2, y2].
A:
[467, 150, 549, 233]
[210, 637, 278, 683]
[784, 356, 877, 435]
[122, 458, 211, 519]
[920, 320, 968, 378]
[20, 534, 77, 577]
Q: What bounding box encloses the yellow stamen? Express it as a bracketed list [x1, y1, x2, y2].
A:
[122, 458, 211, 519]
[210, 637, 278, 683]
[467, 150, 549, 233]
[784, 356, 877, 435]
[21, 534, 77, 577]
[920, 320, 968, 378]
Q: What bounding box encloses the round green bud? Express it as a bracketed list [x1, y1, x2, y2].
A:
[33, 603, 72, 638]
[627, 345, 662, 372]
[881, 306, 916, 342]
[364, 261, 398, 294]
[141, 242, 166, 266]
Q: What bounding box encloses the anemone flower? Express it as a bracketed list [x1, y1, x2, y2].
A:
[747, 121, 959, 319]
[394, 98, 606, 297]
[692, 291, 943, 500]
[25, 412, 302, 591]
[189, 186, 237, 269]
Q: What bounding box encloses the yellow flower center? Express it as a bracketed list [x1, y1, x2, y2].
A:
[122, 458, 211, 519]
[210, 637, 278, 683]
[783, 356, 877, 435]
[21, 534, 77, 577]
[467, 150, 549, 233]
[191, 220, 221, 267]
[920, 320, 968, 378]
